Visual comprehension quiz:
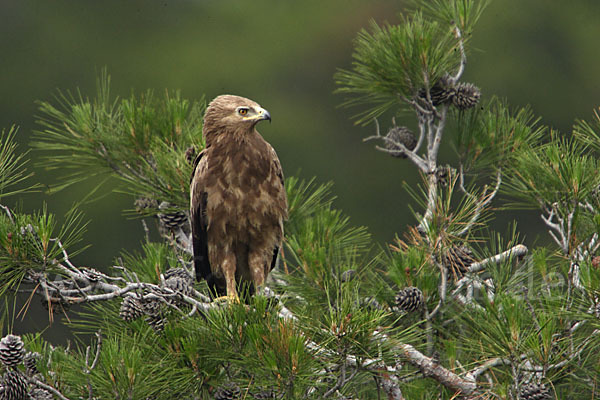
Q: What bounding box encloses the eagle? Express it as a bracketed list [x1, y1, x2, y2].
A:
[190, 95, 288, 300]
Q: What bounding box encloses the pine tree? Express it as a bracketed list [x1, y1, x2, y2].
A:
[1, 1, 600, 399]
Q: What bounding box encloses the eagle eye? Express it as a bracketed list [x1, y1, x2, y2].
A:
[237, 107, 249, 116]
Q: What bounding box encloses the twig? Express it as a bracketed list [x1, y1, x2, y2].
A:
[522, 287, 542, 333]
[141, 219, 150, 243]
[427, 260, 447, 321]
[28, 376, 72, 400]
[83, 330, 102, 400]
[0, 203, 15, 224]
[414, 116, 426, 155]
[419, 172, 438, 234]
[50, 238, 82, 275]
[394, 339, 477, 394]
[467, 357, 511, 380]
[457, 168, 502, 237]
[429, 107, 448, 166]
[380, 366, 405, 400]
[449, 26, 467, 84]
[541, 205, 568, 254]
[468, 244, 528, 273]
[364, 119, 428, 172]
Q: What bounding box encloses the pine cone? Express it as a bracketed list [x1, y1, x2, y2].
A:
[340, 269, 356, 283]
[214, 382, 240, 400]
[435, 164, 456, 187]
[452, 82, 480, 110]
[29, 388, 53, 400]
[145, 314, 166, 332]
[164, 268, 194, 297]
[418, 75, 456, 106]
[185, 146, 197, 164]
[23, 352, 40, 376]
[0, 335, 25, 368]
[385, 126, 417, 158]
[519, 383, 552, 400]
[252, 388, 277, 399]
[134, 197, 159, 213]
[1, 370, 28, 400]
[142, 298, 166, 332]
[359, 296, 383, 311]
[593, 301, 600, 319]
[442, 245, 475, 275]
[157, 202, 188, 231]
[395, 287, 424, 313]
[119, 296, 144, 322]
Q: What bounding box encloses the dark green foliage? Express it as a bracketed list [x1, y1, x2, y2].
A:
[119, 241, 183, 283]
[411, 0, 491, 33]
[506, 133, 600, 206]
[0, 204, 87, 296]
[336, 13, 462, 124]
[33, 71, 205, 210]
[454, 97, 546, 173]
[0, 126, 37, 200]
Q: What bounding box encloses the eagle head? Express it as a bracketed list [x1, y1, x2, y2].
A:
[203, 95, 271, 142]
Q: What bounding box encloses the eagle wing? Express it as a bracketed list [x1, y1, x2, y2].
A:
[190, 149, 212, 284]
[268, 143, 287, 272]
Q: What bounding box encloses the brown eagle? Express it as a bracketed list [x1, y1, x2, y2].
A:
[190, 95, 288, 300]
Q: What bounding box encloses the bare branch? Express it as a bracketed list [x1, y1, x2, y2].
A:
[419, 172, 438, 234]
[429, 107, 448, 165]
[541, 205, 568, 253]
[0, 204, 15, 224]
[380, 368, 405, 400]
[83, 330, 102, 400]
[457, 168, 502, 237]
[364, 118, 429, 172]
[395, 340, 477, 394]
[449, 26, 467, 84]
[468, 244, 528, 273]
[29, 376, 72, 400]
[468, 357, 511, 380]
[428, 261, 447, 321]
[414, 116, 426, 155]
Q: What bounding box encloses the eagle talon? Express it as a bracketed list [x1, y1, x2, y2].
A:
[213, 295, 240, 304]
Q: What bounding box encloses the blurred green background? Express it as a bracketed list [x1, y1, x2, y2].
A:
[1, 0, 600, 335]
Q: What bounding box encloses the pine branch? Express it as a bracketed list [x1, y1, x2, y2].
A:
[457, 167, 502, 237]
[271, 288, 481, 396]
[467, 244, 528, 273]
[391, 337, 477, 394]
[448, 26, 467, 85]
[83, 331, 102, 400]
[427, 259, 447, 321]
[363, 118, 428, 172]
[28, 376, 72, 400]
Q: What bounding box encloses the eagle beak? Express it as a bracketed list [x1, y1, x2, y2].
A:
[258, 107, 271, 123]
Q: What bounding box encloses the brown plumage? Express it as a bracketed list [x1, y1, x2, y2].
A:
[190, 95, 288, 299]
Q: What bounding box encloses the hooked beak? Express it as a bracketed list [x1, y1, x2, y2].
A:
[257, 107, 271, 122]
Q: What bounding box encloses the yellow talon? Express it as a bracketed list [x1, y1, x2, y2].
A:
[213, 294, 240, 304]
